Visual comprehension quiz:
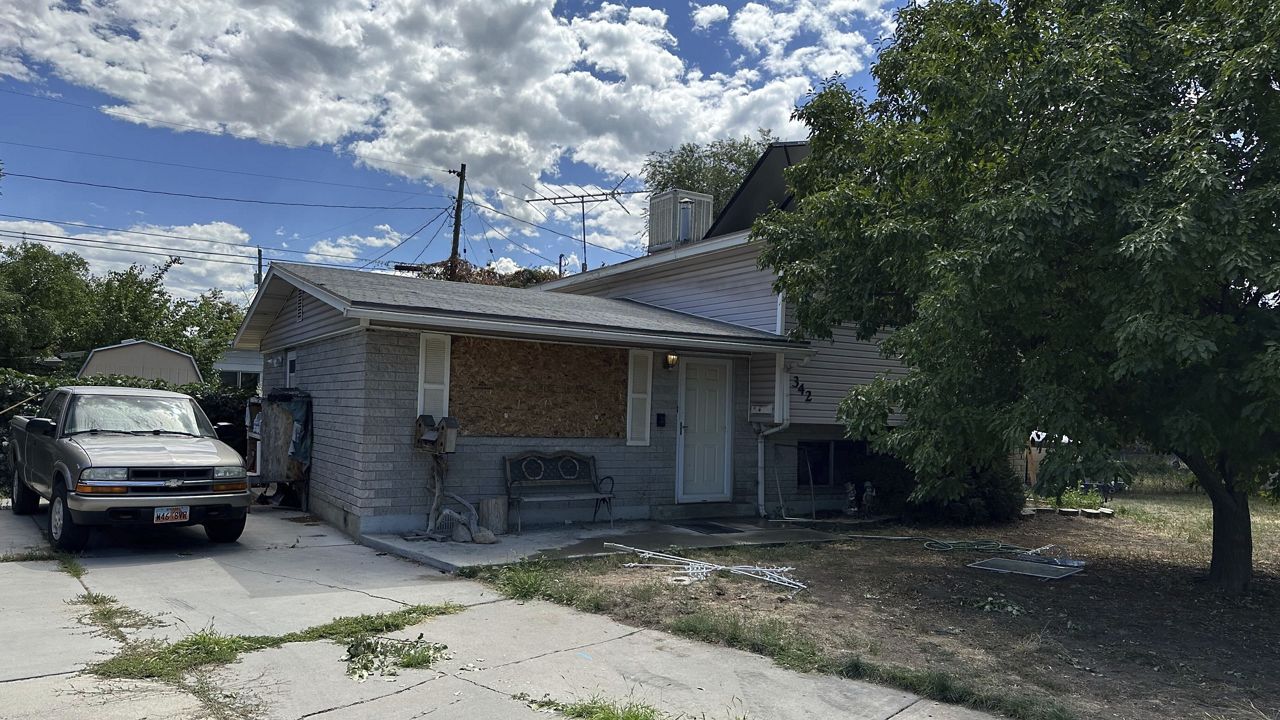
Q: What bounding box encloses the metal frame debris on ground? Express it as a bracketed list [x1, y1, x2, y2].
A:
[603, 543, 808, 594]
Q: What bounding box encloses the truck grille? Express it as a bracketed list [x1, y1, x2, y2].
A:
[124, 468, 221, 495]
[129, 468, 213, 481]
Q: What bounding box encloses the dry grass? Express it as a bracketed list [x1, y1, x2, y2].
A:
[474, 486, 1280, 720]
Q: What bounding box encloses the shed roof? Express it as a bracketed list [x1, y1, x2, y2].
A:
[235, 263, 802, 354]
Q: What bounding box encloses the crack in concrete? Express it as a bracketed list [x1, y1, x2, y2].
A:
[292, 672, 447, 719]
[217, 561, 417, 606]
[0, 670, 78, 684]
[481, 626, 645, 672]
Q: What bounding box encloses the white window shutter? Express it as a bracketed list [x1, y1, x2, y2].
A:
[627, 350, 653, 446]
[418, 333, 451, 418]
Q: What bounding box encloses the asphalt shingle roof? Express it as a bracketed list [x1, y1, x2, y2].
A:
[273, 262, 792, 346]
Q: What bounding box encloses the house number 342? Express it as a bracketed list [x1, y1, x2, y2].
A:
[791, 375, 813, 403]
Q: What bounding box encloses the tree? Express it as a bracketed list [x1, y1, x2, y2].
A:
[168, 290, 246, 379]
[0, 243, 92, 367]
[80, 260, 180, 353]
[755, 0, 1279, 594]
[642, 130, 775, 216]
[409, 258, 560, 288]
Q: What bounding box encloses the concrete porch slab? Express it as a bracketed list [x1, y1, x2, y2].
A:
[361, 519, 841, 571]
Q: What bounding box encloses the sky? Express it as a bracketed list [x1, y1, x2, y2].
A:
[0, 0, 897, 301]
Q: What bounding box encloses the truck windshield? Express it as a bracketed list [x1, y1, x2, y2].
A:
[64, 395, 215, 437]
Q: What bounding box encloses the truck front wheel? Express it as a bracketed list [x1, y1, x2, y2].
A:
[10, 462, 39, 515]
[49, 483, 90, 552]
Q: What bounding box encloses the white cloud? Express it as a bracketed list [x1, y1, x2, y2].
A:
[304, 224, 403, 264]
[692, 4, 730, 30]
[487, 256, 521, 274]
[0, 219, 256, 300]
[0, 0, 892, 256]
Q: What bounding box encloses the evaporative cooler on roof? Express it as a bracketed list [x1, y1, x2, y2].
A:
[647, 188, 713, 253]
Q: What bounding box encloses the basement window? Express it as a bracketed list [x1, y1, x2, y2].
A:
[797, 440, 866, 488]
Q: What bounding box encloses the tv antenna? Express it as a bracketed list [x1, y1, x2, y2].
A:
[525, 174, 643, 272]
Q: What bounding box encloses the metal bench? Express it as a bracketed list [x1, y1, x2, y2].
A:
[504, 451, 615, 534]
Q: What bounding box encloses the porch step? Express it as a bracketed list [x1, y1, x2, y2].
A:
[650, 502, 757, 522]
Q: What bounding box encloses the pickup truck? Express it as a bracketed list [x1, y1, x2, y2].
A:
[7, 386, 251, 551]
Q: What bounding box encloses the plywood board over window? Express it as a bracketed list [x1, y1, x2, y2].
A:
[449, 336, 627, 438]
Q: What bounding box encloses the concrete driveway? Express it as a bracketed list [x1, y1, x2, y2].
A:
[0, 505, 993, 720]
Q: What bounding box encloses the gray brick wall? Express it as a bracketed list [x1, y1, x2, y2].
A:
[262, 331, 368, 533]
[356, 331, 763, 533]
[262, 327, 771, 535]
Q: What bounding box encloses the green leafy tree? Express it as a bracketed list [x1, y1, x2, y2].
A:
[79, 259, 179, 353]
[756, 0, 1279, 594]
[0, 243, 92, 367]
[168, 290, 246, 379]
[643, 130, 775, 216]
[410, 258, 560, 288]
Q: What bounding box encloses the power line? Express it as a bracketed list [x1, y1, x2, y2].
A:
[0, 230, 258, 268]
[2, 172, 453, 211]
[468, 206, 556, 265]
[0, 229, 389, 273]
[466, 198, 638, 258]
[0, 140, 456, 199]
[0, 87, 457, 180]
[464, 180, 497, 260]
[358, 207, 452, 269]
[0, 213, 392, 264]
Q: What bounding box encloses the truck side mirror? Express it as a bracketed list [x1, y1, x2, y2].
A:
[214, 422, 237, 442]
[27, 418, 55, 436]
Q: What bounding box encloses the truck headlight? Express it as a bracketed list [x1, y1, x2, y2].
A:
[214, 466, 246, 479]
[81, 468, 129, 481]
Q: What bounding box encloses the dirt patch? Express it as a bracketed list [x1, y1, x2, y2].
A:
[505, 491, 1280, 720]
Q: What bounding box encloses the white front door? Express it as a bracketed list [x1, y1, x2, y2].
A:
[677, 358, 733, 502]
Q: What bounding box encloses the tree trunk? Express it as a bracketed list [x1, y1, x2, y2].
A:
[1182, 453, 1253, 596]
[1207, 490, 1252, 596]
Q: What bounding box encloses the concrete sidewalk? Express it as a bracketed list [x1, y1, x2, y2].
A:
[0, 506, 995, 720]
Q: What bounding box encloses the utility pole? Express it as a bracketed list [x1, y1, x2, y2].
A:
[446, 163, 466, 281]
[254, 247, 263, 286]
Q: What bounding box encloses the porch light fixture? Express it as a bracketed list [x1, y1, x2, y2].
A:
[663, 351, 679, 370]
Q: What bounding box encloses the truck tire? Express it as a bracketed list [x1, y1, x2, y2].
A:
[10, 461, 39, 515]
[204, 516, 246, 544]
[49, 482, 90, 552]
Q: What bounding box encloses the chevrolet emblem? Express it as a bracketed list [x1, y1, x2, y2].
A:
[164, 479, 183, 488]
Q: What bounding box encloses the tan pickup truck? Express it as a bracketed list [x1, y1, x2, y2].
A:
[7, 386, 250, 551]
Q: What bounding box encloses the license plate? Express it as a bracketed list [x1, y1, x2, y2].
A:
[153, 506, 190, 524]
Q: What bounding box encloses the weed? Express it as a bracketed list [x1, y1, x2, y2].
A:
[512, 693, 666, 720]
[0, 548, 84, 577]
[0, 548, 58, 562]
[343, 633, 451, 681]
[966, 593, 1027, 616]
[489, 561, 613, 611]
[666, 609, 1072, 720]
[68, 592, 162, 642]
[89, 603, 462, 682]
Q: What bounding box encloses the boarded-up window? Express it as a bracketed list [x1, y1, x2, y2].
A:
[418, 333, 451, 418]
[449, 336, 626, 437]
[627, 350, 653, 446]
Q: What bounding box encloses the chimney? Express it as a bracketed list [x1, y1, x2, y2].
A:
[647, 188, 713, 253]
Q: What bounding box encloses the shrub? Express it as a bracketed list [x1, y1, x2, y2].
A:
[897, 461, 1026, 525]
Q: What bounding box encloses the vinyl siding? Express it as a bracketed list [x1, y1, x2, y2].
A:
[785, 324, 903, 425]
[554, 243, 779, 332]
[260, 287, 358, 352]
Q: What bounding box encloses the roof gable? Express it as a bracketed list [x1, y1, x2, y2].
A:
[705, 141, 809, 239]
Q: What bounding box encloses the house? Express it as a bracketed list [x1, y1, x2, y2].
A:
[77, 339, 203, 385]
[213, 349, 263, 390]
[231, 141, 902, 537]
